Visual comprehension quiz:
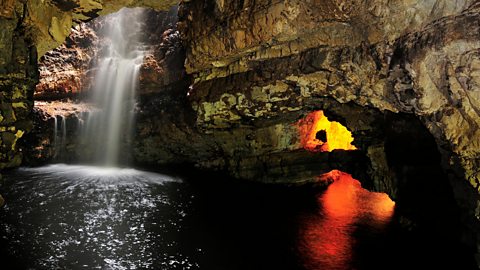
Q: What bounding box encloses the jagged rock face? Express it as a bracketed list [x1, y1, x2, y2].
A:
[179, 0, 475, 80]
[133, 94, 383, 184]
[178, 2, 480, 192]
[35, 24, 98, 100]
[0, 3, 37, 169]
[138, 7, 186, 94]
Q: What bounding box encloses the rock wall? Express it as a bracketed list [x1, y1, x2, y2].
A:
[35, 23, 98, 100]
[0, 2, 37, 169]
[20, 0, 179, 58]
[178, 2, 480, 196]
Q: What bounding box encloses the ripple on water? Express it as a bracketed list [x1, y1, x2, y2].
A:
[0, 164, 198, 269]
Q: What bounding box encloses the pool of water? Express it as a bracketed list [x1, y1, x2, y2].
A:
[0, 164, 475, 269]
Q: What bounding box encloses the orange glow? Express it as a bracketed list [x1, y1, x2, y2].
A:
[298, 170, 395, 269]
[297, 111, 357, 152]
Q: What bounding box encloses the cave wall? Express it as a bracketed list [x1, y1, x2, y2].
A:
[179, 1, 480, 192]
[6, 0, 478, 202]
[0, 2, 37, 169]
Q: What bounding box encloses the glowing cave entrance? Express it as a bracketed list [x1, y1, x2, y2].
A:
[297, 110, 357, 152]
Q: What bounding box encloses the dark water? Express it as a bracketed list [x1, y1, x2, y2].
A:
[0, 165, 476, 269]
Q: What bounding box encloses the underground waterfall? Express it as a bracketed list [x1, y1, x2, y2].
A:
[80, 8, 143, 166]
[0, 4, 478, 270]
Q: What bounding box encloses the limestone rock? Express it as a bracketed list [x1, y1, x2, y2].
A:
[179, 0, 475, 80]
[2, 0, 480, 263]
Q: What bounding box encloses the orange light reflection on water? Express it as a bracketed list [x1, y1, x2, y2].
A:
[298, 170, 395, 270]
[297, 111, 357, 152]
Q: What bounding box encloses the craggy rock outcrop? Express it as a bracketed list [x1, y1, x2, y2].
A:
[178, 1, 480, 196]
[179, 0, 475, 80]
[133, 94, 380, 184]
[139, 7, 186, 94]
[35, 24, 98, 100]
[25, 101, 91, 164]
[0, 2, 37, 169]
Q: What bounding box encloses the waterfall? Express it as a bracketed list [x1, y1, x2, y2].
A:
[60, 115, 67, 160]
[53, 116, 58, 159]
[52, 115, 67, 161]
[81, 8, 145, 166]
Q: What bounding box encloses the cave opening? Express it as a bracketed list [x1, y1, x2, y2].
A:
[292, 105, 477, 268]
[297, 110, 357, 153]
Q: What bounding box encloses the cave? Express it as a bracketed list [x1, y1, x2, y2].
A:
[0, 1, 480, 269]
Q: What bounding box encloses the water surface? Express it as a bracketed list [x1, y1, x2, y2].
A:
[0, 165, 475, 269]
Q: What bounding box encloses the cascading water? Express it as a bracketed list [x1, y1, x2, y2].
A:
[53, 116, 58, 158]
[60, 115, 66, 160]
[52, 115, 67, 161]
[80, 8, 145, 166]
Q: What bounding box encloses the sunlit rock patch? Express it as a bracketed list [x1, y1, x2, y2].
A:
[297, 111, 357, 152]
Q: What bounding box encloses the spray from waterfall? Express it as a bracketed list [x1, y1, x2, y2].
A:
[80, 8, 145, 166]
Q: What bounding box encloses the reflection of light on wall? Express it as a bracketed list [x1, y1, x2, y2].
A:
[297, 111, 357, 152]
[298, 170, 395, 270]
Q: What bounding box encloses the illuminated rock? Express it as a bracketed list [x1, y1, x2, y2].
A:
[297, 110, 357, 152]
